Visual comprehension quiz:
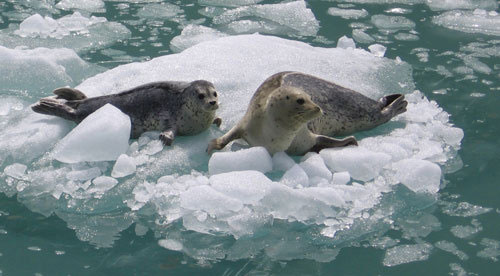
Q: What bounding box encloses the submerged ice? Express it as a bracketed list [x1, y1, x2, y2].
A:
[0, 34, 463, 262]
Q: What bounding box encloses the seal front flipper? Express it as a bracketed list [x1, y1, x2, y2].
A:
[212, 117, 222, 128]
[53, 87, 87, 100]
[310, 135, 358, 153]
[159, 128, 177, 146]
[207, 126, 243, 154]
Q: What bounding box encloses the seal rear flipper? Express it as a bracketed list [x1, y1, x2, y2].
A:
[380, 94, 407, 117]
[53, 87, 87, 100]
[310, 135, 358, 153]
[31, 98, 77, 121]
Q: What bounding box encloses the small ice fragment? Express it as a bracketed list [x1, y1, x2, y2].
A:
[299, 154, 332, 181]
[321, 147, 391, 182]
[66, 167, 101, 181]
[170, 24, 226, 53]
[4, 163, 27, 179]
[392, 159, 441, 194]
[332, 172, 350, 185]
[210, 170, 273, 204]
[281, 164, 309, 188]
[158, 239, 183, 251]
[337, 35, 356, 49]
[352, 29, 375, 44]
[272, 151, 296, 171]
[111, 154, 137, 178]
[88, 176, 118, 196]
[371, 15, 416, 30]
[52, 104, 131, 163]
[368, 44, 387, 57]
[383, 243, 433, 267]
[327, 7, 368, 20]
[141, 140, 163, 155]
[208, 147, 273, 175]
[180, 185, 244, 215]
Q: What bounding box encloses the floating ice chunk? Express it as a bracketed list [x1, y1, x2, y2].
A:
[55, 0, 106, 13]
[383, 243, 433, 267]
[4, 163, 27, 179]
[330, 0, 423, 3]
[158, 239, 183, 251]
[1, 13, 130, 53]
[368, 44, 387, 57]
[0, 46, 100, 96]
[332, 172, 350, 185]
[210, 170, 273, 204]
[392, 159, 441, 194]
[52, 104, 131, 163]
[352, 29, 375, 44]
[87, 176, 118, 197]
[170, 25, 226, 53]
[371, 15, 416, 30]
[281, 164, 309, 188]
[15, 12, 106, 39]
[440, 201, 492, 217]
[435, 240, 469, 260]
[320, 147, 391, 182]
[299, 154, 332, 181]
[272, 152, 296, 172]
[66, 167, 101, 181]
[111, 154, 136, 178]
[432, 10, 500, 36]
[328, 7, 368, 19]
[394, 32, 420, 41]
[425, 0, 498, 11]
[212, 1, 320, 37]
[450, 224, 482, 239]
[136, 3, 183, 19]
[180, 185, 244, 216]
[477, 238, 500, 261]
[337, 35, 356, 49]
[463, 56, 492, 74]
[208, 147, 273, 175]
[199, 0, 264, 7]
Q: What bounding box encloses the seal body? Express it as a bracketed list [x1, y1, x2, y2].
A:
[32, 80, 221, 146]
[208, 71, 407, 155]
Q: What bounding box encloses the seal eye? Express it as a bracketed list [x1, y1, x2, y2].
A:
[297, 99, 305, 105]
[198, 94, 205, 100]
[213, 92, 217, 97]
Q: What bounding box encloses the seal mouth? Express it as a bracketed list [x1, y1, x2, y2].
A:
[206, 102, 219, 111]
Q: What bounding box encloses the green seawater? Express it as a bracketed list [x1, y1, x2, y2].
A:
[1, 0, 500, 275]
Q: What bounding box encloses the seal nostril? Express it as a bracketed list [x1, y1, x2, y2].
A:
[210, 101, 216, 105]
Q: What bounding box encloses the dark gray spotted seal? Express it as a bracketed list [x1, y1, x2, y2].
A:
[32, 80, 221, 146]
[208, 71, 407, 155]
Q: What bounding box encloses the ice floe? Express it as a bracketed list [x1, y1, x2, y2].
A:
[212, 1, 319, 37]
[0, 34, 464, 261]
[55, 0, 106, 13]
[425, 0, 498, 11]
[432, 9, 500, 36]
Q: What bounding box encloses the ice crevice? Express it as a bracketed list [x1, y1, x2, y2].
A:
[0, 34, 464, 262]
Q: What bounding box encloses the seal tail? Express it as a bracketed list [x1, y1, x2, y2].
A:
[380, 94, 407, 117]
[31, 98, 77, 121]
[53, 87, 87, 100]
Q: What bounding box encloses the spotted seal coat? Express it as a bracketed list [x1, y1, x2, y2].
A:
[207, 71, 407, 155]
[32, 80, 221, 146]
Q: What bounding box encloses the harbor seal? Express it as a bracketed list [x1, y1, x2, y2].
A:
[32, 80, 221, 146]
[207, 71, 407, 155]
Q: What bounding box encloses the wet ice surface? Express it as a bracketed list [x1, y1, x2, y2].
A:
[0, 34, 466, 263]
